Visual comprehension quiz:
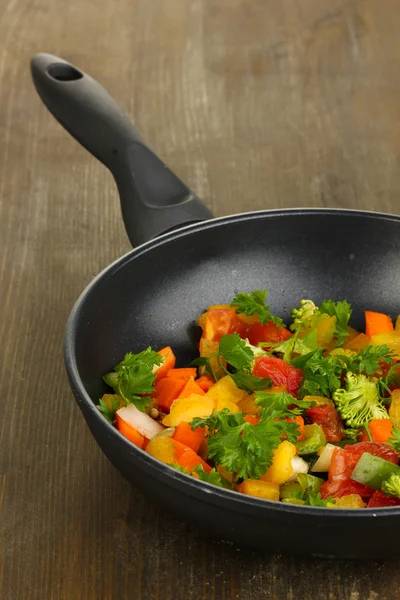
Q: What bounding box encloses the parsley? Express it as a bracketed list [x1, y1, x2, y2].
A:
[269, 329, 319, 363]
[102, 348, 163, 412]
[292, 350, 342, 398]
[96, 395, 125, 424]
[255, 391, 315, 416]
[320, 300, 352, 346]
[389, 427, 400, 452]
[191, 407, 298, 480]
[168, 463, 227, 488]
[355, 344, 393, 375]
[192, 334, 271, 392]
[231, 289, 283, 326]
[219, 334, 254, 370]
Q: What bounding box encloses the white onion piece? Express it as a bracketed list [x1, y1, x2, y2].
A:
[311, 443, 336, 472]
[117, 404, 164, 439]
[287, 456, 309, 481]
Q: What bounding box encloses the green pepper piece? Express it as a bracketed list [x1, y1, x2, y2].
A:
[296, 424, 326, 455]
[282, 497, 306, 505]
[103, 372, 119, 390]
[280, 481, 302, 500]
[350, 453, 400, 490]
[297, 473, 324, 494]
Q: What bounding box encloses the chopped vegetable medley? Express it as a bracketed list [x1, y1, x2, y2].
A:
[97, 290, 400, 509]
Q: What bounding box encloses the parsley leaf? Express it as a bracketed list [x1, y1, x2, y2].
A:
[255, 391, 315, 416]
[269, 329, 319, 363]
[219, 333, 254, 370]
[292, 350, 342, 398]
[355, 344, 393, 375]
[96, 395, 125, 424]
[320, 300, 352, 346]
[192, 334, 271, 392]
[231, 289, 283, 326]
[191, 408, 297, 480]
[389, 427, 400, 452]
[103, 348, 163, 412]
[168, 463, 229, 489]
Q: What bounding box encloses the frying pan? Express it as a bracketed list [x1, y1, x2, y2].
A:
[31, 53, 400, 560]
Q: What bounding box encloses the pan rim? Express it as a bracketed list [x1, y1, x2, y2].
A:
[64, 207, 400, 520]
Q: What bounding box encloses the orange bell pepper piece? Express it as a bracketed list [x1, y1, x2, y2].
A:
[195, 375, 215, 392]
[365, 311, 394, 338]
[171, 438, 211, 473]
[154, 346, 176, 381]
[360, 419, 393, 443]
[115, 413, 145, 449]
[167, 368, 197, 382]
[152, 377, 186, 412]
[177, 377, 205, 399]
[172, 422, 206, 453]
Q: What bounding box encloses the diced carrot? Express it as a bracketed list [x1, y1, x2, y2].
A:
[152, 377, 186, 412]
[365, 311, 394, 338]
[115, 413, 145, 449]
[154, 346, 176, 381]
[172, 421, 206, 453]
[166, 368, 197, 382]
[367, 419, 393, 443]
[177, 377, 205, 399]
[244, 414, 260, 425]
[196, 375, 215, 392]
[171, 438, 211, 473]
[286, 415, 305, 441]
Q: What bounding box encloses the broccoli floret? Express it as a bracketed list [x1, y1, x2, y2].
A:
[290, 299, 319, 332]
[333, 373, 388, 428]
[382, 473, 400, 498]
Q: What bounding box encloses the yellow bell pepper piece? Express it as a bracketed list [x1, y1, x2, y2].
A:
[260, 441, 297, 485]
[198, 338, 226, 378]
[303, 395, 333, 406]
[146, 436, 177, 464]
[238, 479, 280, 501]
[205, 375, 248, 405]
[237, 394, 258, 414]
[389, 389, 400, 428]
[215, 397, 240, 414]
[162, 394, 214, 427]
[371, 331, 400, 359]
[396, 315, 400, 333]
[317, 315, 337, 348]
[328, 494, 366, 509]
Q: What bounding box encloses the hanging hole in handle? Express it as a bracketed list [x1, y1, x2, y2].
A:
[47, 63, 83, 81]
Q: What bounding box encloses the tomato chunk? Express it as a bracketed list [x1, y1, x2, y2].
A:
[201, 308, 246, 342]
[246, 321, 292, 346]
[252, 357, 303, 397]
[306, 404, 344, 443]
[367, 491, 400, 508]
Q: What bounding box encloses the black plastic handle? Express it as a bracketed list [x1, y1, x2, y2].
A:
[30, 53, 214, 246]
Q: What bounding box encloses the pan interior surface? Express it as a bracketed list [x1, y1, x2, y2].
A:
[69, 210, 399, 404]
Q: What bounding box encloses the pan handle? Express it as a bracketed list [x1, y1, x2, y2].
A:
[30, 53, 214, 246]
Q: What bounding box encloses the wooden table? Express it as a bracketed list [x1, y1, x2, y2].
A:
[1, 0, 400, 598]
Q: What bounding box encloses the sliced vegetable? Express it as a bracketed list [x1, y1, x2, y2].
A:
[162, 394, 215, 427]
[178, 377, 205, 399]
[237, 479, 280, 501]
[351, 453, 400, 489]
[389, 389, 400, 427]
[152, 377, 186, 412]
[171, 438, 211, 473]
[311, 443, 337, 472]
[205, 374, 248, 405]
[306, 404, 344, 443]
[172, 422, 205, 453]
[195, 375, 215, 392]
[154, 346, 176, 381]
[115, 412, 145, 448]
[245, 321, 292, 346]
[330, 494, 366, 508]
[367, 490, 400, 507]
[296, 424, 326, 455]
[359, 419, 393, 443]
[253, 356, 303, 397]
[166, 368, 197, 381]
[116, 403, 163, 440]
[261, 441, 297, 485]
[365, 311, 394, 338]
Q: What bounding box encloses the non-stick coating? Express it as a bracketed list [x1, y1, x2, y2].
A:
[65, 208, 400, 560]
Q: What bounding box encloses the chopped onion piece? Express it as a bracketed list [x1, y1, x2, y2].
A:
[116, 404, 164, 439]
[311, 443, 336, 472]
[287, 456, 309, 481]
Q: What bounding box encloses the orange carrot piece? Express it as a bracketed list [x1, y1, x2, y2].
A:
[177, 377, 205, 399]
[154, 346, 176, 381]
[115, 413, 145, 449]
[166, 368, 197, 382]
[365, 311, 394, 338]
[171, 438, 211, 473]
[196, 375, 215, 392]
[152, 377, 186, 412]
[173, 422, 205, 453]
[368, 419, 393, 443]
[286, 415, 305, 441]
[244, 414, 260, 426]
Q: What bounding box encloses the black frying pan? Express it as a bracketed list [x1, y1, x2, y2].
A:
[31, 53, 400, 560]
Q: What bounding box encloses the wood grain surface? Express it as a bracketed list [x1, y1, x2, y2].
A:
[1, 0, 400, 598]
